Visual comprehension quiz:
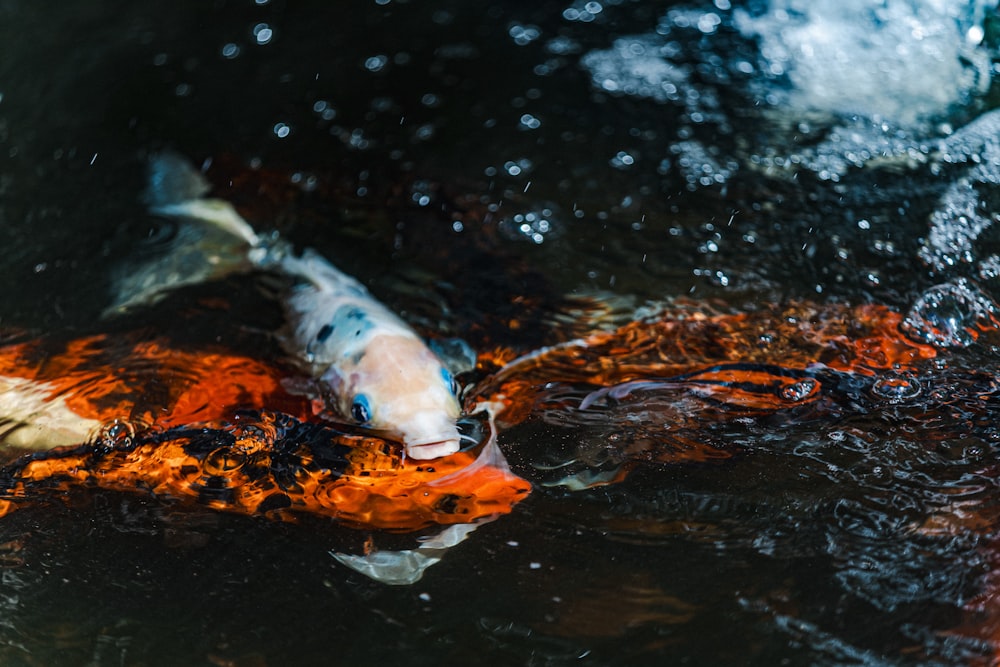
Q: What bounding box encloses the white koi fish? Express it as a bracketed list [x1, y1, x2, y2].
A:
[121, 154, 463, 460]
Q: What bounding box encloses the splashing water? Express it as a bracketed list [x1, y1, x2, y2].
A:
[581, 36, 688, 104]
[870, 373, 922, 402]
[578, 1, 998, 189]
[902, 278, 1000, 348]
[921, 109, 1000, 273]
[734, 0, 995, 127]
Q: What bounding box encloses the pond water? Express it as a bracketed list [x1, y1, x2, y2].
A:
[3, 0, 1000, 664]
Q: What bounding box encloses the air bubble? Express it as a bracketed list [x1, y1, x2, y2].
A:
[902, 278, 1000, 348]
[93, 419, 138, 451]
[780, 379, 818, 403]
[871, 374, 921, 401]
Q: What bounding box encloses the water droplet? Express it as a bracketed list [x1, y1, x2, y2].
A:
[871, 374, 921, 401]
[364, 55, 388, 72]
[902, 278, 1000, 348]
[519, 113, 541, 130]
[93, 419, 137, 451]
[205, 448, 247, 475]
[252, 23, 273, 45]
[509, 24, 541, 46]
[609, 151, 635, 169]
[965, 443, 985, 461]
[781, 379, 818, 402]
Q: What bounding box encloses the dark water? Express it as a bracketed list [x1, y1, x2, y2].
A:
[3, 0, 1000, 665]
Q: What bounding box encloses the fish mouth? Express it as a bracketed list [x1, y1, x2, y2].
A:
[405, 437, 462, 460]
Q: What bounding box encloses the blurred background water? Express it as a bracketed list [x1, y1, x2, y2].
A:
[3, 0, 1000, 664]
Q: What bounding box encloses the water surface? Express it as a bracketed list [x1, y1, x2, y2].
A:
[2, 1, 1000, 665]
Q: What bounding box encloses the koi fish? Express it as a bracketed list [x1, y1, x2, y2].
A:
[0, 333, 312, 451]
[119, 154, 463, 460]
[0, 409, 529, 534]
[0, 405, 530, 584]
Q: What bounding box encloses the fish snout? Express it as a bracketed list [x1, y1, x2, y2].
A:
[395, 403, 463, 460]
[403, 419, 461, 460]
[404, 435, 462, 460]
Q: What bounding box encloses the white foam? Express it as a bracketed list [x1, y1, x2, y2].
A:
[734, 0, 994, 127]
[920, 109, 1000, 272]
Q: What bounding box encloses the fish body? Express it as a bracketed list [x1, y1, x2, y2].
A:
[134, 155, 462, 460]
[0, 410, 528, 533]
[0, 334, 313, 453]
[275, 249, 462, 459]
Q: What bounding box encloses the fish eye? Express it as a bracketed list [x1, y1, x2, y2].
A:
[350, 394, 372, 424]
[441, 367, 460, 395]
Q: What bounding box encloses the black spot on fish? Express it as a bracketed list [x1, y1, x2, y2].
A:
[316, 323, 334, 342]
[332, 305, 373, 339]
[433, 494, 462, 514]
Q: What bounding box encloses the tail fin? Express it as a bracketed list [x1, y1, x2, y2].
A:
[106, 154, 264, 313]
[110, 153, 365, 319]
[145, 152, 211, 209]
[144, 154, 261, 246]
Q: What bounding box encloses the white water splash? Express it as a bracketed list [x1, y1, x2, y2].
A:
[920, 109, 1000, 272]
[734, 0, 994, 127]
[579, 1, 997, 184]
[581, 36, 688, 104]
[902, 278, 1000, 347]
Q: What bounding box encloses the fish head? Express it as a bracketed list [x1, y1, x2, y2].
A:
[338, 334, 463, 460]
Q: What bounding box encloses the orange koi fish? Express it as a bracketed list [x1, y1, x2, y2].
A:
[0, 333, 311, 451]
[0, 409, 528, 533]
[0, 331, 529, 584]
[471, 301, 942, 429]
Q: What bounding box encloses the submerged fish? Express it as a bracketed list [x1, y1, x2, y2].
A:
[0, 333, 312, 451]
[0, 406, 530, 584]
[0, 409, 528, 533]
[120, 154, 463, 461]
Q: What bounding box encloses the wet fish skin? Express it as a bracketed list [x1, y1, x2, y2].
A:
[131, 155, 463, 460]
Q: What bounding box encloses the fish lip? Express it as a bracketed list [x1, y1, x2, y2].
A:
[404, 437, 461, 460]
